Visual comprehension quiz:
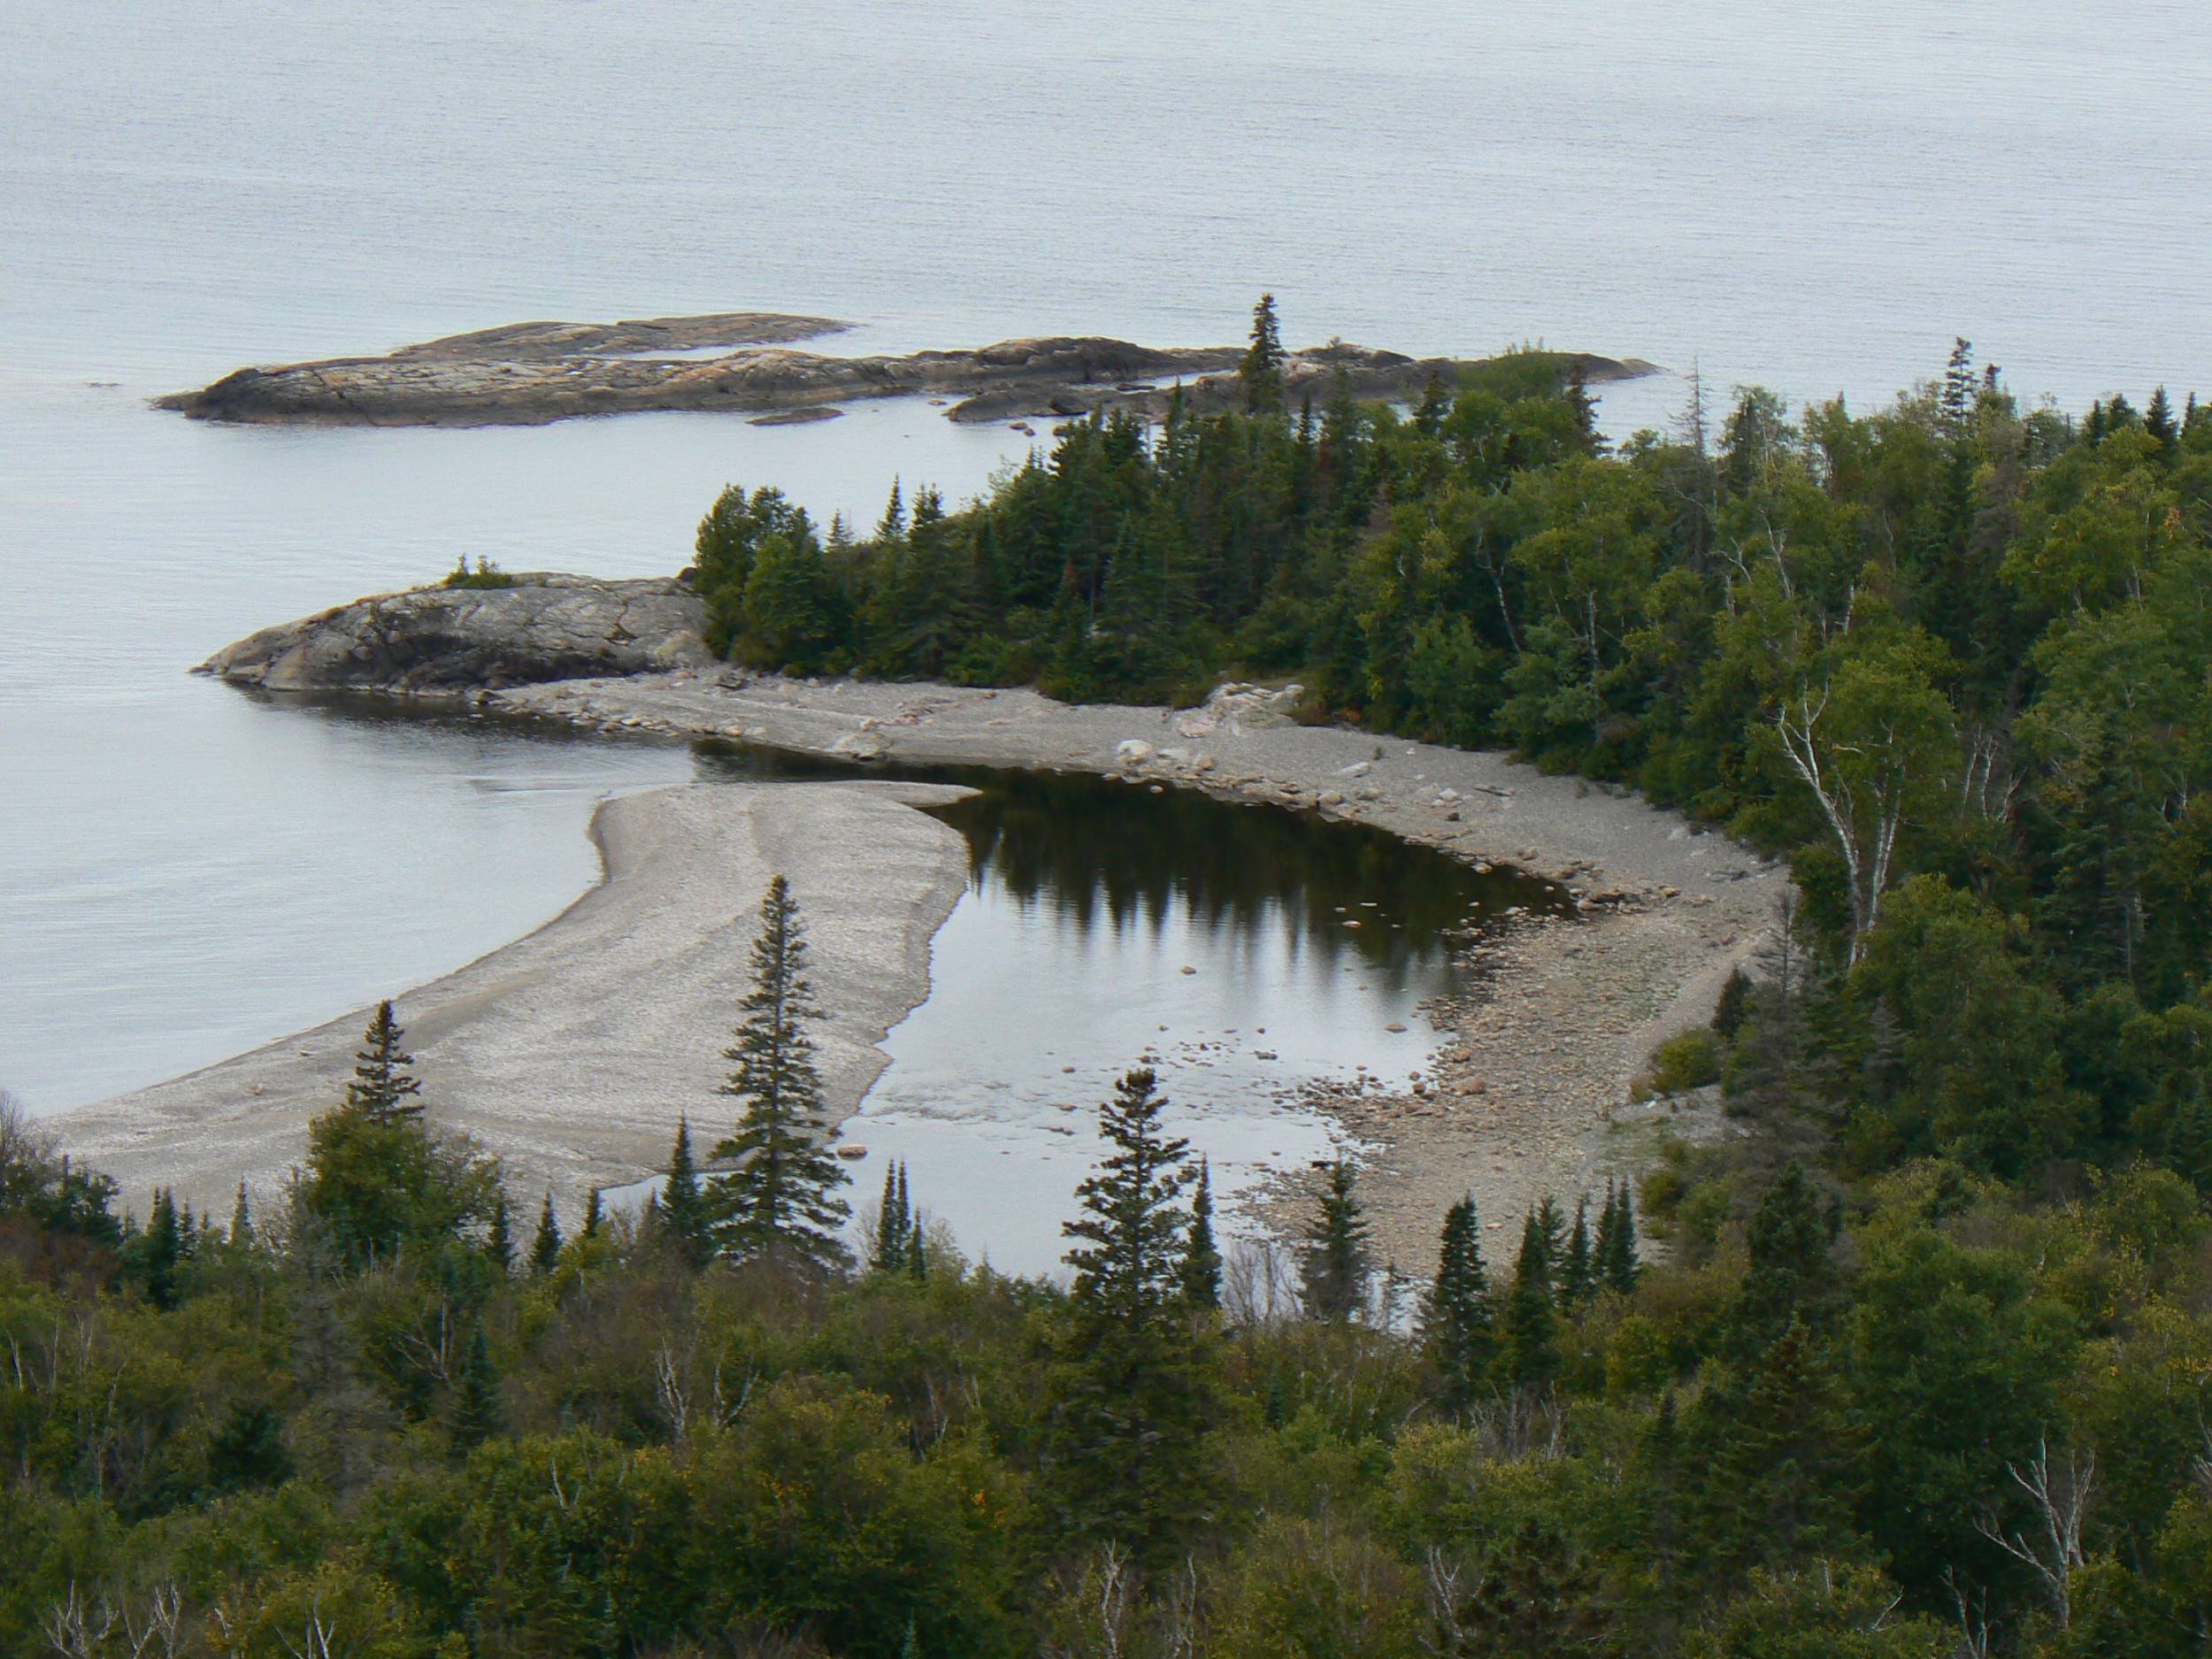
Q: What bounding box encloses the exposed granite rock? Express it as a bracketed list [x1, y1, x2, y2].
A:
[157, 312, 1658, 429]
[196, 574, 710, 693]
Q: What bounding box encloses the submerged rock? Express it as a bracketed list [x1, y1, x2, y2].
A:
[196, 573, 711, 694]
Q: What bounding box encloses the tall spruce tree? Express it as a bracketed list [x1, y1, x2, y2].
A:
[530, 1189, 562, 1275]
[581, 1187, 603, 1240]
[662, 1115, 713, 1268]
[706, 877, 851, 1273]
[1048, 1067, 1213, 1557]
[345, 1000, 423, 1123]
[137, 1187, 182, 1310]
[1730, 1161, 1834, 1354]
[1497, 1208, 1559, 1388]
[1302, 1156, 1371, 1322]
[1603, 1179, 1640, 1293]
[450, 1325, 504, 1452]
[485, 1190, 512, 1275]
[1424, 1194, 1495, 1409]
[228, 1179, 254, 1248]
[1560, 1196, 1596, 1310]
[1239, 292, 1286, 415]
[873, 1161, 913, 1273]
[906, 1210, 928, 1282]
[1179, 1156, 1222, 1309]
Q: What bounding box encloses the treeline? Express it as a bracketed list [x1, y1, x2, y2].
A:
[695, 301, 2212, 1191]
[15, 932, 2212, 1655]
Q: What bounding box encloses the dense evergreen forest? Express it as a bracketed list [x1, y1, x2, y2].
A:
[8, 303, 2212, 1655]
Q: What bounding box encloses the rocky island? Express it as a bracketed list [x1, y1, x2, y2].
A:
[156, 310, 1658, 428]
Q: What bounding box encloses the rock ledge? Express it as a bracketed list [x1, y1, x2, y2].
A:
[196, 573, 710, 693]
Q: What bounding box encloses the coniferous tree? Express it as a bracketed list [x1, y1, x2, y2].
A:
[138, 1187, 182, 1310]
[1593, 1179, 1621, 1279]
[1497, 1209, 1559, 1388]
[1048, 1067, 1212, 1557]
[2147, 384, 2179, 449]
[1534, 1194, 1567, 1276]
[581, 1187, 603, 1240]
[450, 1325, 504, 1452]
[662, 1115, 713, 1269]
[1179, 1156, 1222, 1309]
[707, 876, 850, 1273]
[345, 1000, 423, 1123]
[228, 1179, 253, 1248]
[1302, 1156, 1371, 1321]
[1239, 292, 1286, 415]
[873, 1164, 903, 1271]
[1731, 1161, 1834, 1353]
[1561, 1196, 1596, 1310]
[531, 1189, 562, 1275]
[876, 477, 907, 543]
[486, 1190, 512, 1275]
[1424, 1194, 1494, 1409]
[906, 1210, 927, 1282]
[1603, 1179, 1640, 1293]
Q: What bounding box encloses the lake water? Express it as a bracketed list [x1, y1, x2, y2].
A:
[4, 2, 2208, 1137]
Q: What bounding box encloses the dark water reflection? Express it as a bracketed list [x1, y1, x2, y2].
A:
[692, 741, 1571, 1276]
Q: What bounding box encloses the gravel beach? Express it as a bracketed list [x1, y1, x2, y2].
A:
[51, 780, 974, 1225]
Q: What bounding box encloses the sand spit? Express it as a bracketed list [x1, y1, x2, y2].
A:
[53, 780, 974, 1225]
[491, 672, 1788, 1261]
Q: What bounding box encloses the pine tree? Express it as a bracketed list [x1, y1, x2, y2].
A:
[1593, 1179, 1621, 1280]
[706, 877, 851, 1273]
[531, 1189, 562, 1275]
[450, 1325, 504, 1452]
[228, 1179, 253, 1248]
[139, 1187, 182, 1310]
[1179, 1156, 1222, 1310]
[872, 1161, 910, 1273]
[1239, 292, 1286, 416]
[345, 1000, 424, 1123]
[1423, 1194, 1494, 1409]
[486, 1190, 513, 1275]
[581, 1187, 603, 1240]
[906, 1211, 928, 1282]
[1560, 1196, 1596, 1310]
[662, 1116, 713, 1268]
[1497, 1209, 1559, 1388]
[876, 476, 907, 543]
[2147, 385, 2179, 449]
[1302, 1156, 1370, 1322]
[1048, 1067, 1213, 1556]
[1731, 1161, 1833, 1354]
[1603, 1179, 1640, 1293]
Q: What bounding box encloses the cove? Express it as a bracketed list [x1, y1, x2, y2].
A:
[690, 741, 1569, 1275]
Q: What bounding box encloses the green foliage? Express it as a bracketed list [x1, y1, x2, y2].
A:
[1048, 1068, 1216, 1559]
[1640, 1028, 1724, 1098]
[706, 876, 852, 1275]
[1300, 1156, 1370, 1322]
[441, 552, 515, 589]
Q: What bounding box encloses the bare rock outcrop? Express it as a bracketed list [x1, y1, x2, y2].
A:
[157, 311, 1658, 429]
[196, 573, 710, 694]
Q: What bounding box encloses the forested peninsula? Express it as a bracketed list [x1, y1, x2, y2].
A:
[12, 300, 2212, 1656]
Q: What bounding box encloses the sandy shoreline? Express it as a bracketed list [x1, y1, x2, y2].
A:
[482, 672, 1787, 1262]
[56, 658, 1785, 1262]
[52, 780, 974, 1225]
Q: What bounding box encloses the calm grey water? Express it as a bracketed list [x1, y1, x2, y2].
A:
[4, 0, 2208, 1119]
